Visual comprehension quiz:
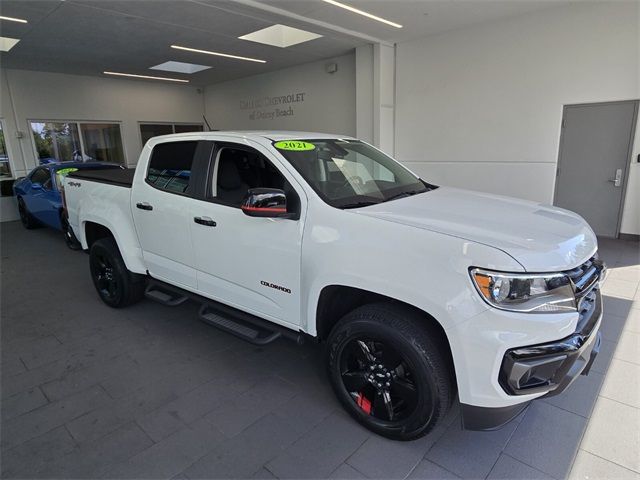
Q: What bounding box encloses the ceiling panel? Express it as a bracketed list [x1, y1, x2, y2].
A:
[0, 0, 568, 85]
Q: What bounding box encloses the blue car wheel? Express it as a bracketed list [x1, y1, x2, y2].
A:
[17, 198, 39, 230]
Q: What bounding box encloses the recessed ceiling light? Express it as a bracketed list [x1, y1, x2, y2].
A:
[171, 45, 266, 64]
[150, 61, 211, 74]
[0, 16, 28, 24]
[322, 0, 402, 28]
[239, 24, 322, 48]
[0, 37, 20, 52]
[103, 71, 189, 83]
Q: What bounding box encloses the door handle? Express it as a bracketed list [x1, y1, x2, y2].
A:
[136, 202, 153, 211]
[607, 168, 622, 187]
[194, 216, 217, 227]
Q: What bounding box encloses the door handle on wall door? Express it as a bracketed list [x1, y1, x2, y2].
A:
[194, 216, 216, 227]
[136, 202, 153, 211]
[607, 169, 622, 187]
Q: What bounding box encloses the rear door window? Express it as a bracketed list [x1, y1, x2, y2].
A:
[146, 141, 198, 195]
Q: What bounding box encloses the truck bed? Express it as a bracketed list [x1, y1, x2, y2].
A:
[68, 168, 135, 188]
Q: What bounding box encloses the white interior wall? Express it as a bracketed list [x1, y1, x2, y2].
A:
[394, 1, 640, 234]
[203, 53, 355, 136]
[1, 68, 204, 176]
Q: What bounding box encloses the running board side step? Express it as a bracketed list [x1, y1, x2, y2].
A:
[145, 283, 189, 306]
[144, 278, 305, 346]
[199, 305, 282, 345]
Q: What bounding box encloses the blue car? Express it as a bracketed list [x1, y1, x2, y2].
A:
[13, 162, 122, 248]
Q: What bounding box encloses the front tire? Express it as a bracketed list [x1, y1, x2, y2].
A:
[89, 237, 146, 308]
[326, 304, 453, 440]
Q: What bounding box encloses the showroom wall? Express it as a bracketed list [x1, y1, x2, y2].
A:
[1, 68, 204, 176]
[394, 1, 639, 234]
[203, 53, 356, 136]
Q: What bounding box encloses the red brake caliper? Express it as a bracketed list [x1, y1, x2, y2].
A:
[356, 392, 372, 414]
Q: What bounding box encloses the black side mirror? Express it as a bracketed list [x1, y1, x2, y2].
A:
[241, 188, 297, 219]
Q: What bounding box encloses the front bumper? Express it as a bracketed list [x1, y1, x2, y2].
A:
[460, 288, 602, 430]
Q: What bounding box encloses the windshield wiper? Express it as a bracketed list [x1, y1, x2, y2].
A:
[385, 189, 426, 202]
[339, 201, 380, 209]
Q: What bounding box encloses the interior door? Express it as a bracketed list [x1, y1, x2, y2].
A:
[131, 140, 208, 289]
[190, 143, 304, 327]
[554, 101, 638, 237]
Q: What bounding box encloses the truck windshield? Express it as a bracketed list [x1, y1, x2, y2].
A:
[274, 139, 434, 209]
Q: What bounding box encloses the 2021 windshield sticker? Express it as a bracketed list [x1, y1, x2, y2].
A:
[274, 141, 316, 152]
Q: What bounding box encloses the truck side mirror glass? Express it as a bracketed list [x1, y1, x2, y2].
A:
[241, 188, 293, 219]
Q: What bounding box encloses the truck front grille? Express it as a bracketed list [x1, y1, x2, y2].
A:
[563, 254, 605, 335]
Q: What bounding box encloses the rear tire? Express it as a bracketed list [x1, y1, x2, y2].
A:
[18, 198, 39, 230]
[61, 213, 82, 250]
[326, 303, 453, 440]
[89, 237, 146, 308]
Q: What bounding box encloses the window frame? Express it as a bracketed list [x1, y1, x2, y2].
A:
[28, 119, 127, 166]
[205, 141, 301, 213]
[0, 119, 14, 180]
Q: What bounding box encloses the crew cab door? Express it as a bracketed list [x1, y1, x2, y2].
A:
[131, 141, 212, 289]
[189, 142, 305, 328]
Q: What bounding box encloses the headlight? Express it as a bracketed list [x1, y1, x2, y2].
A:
[470, 268, 576, 313]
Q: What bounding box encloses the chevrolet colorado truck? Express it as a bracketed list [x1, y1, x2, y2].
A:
[64, 131, 605, 440]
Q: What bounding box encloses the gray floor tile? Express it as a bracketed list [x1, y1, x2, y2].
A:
[581, 397, 640, 473]
[569, 450, 640, 480]
[407, 460, 460, 479]
[266, 412, 370, 479]
[0, 387, 49, 421]
[425, 416, 518, 479]
[347, 428, 444, 479]
[1, 385, 112, 450]
[542, 370, 604, 417]
[330, 463, 368, 479]
[487, 454, 552, 479]
[613, 331, 640, 365]
[102, 422, 226, 479]
[0, 426, 77, 478]
[203, 375, 298, 437]
[183, 414, 301, 479]
[599, 358, 640, 408]
[505, 402, 586, 479]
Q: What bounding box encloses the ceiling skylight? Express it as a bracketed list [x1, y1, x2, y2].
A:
[239, 24, 322, 48]
[0, 37, 20, 52]
[150, 61, 211, 74]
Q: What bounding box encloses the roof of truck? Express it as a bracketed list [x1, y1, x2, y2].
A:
[149, 131, 357, 142]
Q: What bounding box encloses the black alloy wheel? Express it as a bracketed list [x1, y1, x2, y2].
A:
[340, 338, 419, 423]
[327, 304, 453, 440]
[89, 237, 146, 308]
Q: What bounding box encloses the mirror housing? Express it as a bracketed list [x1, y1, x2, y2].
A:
[241, 188, 297, 219]
[31, 182, 43, 190]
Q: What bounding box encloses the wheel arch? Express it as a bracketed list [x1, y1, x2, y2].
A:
[315, 285, 455, 378]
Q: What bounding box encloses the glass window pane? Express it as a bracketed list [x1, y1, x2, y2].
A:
[0, 123, 11, 178]
[173, 124, 203, 134]
[146, 141, 197, 194]
[81, 123, 125, 164]
[30, 122, 82, 164]
[140, 124, 173, 146]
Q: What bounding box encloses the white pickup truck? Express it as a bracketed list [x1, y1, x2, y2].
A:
[64, 131, 604, 440]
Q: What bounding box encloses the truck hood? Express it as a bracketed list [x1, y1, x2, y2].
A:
[355, 187, 597, 272]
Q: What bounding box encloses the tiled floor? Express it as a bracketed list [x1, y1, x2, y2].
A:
[1, 221, 638, 479]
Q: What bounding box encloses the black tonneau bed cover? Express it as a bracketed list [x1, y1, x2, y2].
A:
[68, 168, 135, 188]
